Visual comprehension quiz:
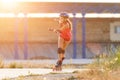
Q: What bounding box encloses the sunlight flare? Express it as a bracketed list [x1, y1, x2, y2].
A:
[1, 0, 17, 9]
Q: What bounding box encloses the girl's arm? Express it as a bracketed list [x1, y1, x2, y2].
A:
[48, 21, 71, 33]
[48, 28, 61, 33]
[49, 25, 67, 33]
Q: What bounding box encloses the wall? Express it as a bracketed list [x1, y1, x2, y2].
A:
[0, 18, 120, 43]
[0, 18, 120, 59]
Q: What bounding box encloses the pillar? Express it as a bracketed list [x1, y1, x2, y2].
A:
[14, 13, 19, 59]
[72, 13, 77, 59]
[81, 13, 86, 58]
[24, 13, 28, 59]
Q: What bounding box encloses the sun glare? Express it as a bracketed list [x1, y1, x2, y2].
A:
[0, 0, 120, 18]
[1, 0, 17, 9]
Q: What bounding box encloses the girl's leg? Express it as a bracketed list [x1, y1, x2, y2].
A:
[58, 41, 71, 60]
[53, 37, 64, 71]
[58, 37, 65, 61]
[53, 37, 71, 71]
[58, 37, 71, 61]
[62, 40, 71, 59]
[63, 40, 71, 50]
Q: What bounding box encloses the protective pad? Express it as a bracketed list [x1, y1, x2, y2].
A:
[57, 48, 65, 54]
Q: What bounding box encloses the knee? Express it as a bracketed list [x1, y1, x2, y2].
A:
[58, 48, 65, 54]
[62, 57, 65, 61]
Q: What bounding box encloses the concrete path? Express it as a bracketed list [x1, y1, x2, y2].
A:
[0, 68, 90, 80]
[0, 59, 95, 79]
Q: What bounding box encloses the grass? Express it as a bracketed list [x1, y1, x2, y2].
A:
[0, 56, 4, 68]
[67, 76, 77, 80]
[9, 62, 23, 68]
[77, 68, 120, 80]
[2, 78, 10, 80]
[74, 50, 120, 80]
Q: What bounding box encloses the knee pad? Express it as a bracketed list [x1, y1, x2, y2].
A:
[62, 57, 65, 61]
[58, 48, 65, 54]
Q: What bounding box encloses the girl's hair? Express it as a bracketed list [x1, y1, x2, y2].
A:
[59, 19, 72, 30]
[67, 19, 72, 30]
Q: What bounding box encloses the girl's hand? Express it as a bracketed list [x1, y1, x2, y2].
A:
[48, 28, 60, 33]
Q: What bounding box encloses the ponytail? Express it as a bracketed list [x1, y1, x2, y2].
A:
[67, 19, 72, 30]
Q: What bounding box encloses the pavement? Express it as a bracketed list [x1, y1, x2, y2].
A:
[0, 59, 95, 80]
[0, 68, 92, 80]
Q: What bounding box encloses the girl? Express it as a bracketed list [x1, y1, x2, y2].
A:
[49, 12, 72, 71]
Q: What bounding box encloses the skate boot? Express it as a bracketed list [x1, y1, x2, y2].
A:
[53, 60, 62, 71]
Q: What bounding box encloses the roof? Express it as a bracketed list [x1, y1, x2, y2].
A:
[0, 2, 120, 13]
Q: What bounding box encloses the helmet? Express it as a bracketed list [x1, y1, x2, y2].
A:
[59, 12, 69, 18]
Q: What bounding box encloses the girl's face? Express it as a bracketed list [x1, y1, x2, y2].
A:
[59, 17, 66, 23]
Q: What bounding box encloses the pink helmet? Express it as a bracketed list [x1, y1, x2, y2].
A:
[59, 12, 69, 18]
